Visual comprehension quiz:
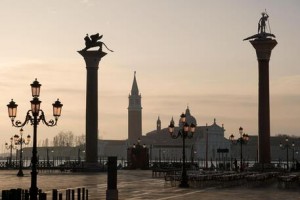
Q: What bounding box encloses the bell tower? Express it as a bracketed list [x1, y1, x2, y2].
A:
[157, 116, 161, 132]
[128, 71, 142, 144]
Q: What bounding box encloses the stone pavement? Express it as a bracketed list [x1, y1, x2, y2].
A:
[1, 170, 300, 199]
[86, 170, 300, 200]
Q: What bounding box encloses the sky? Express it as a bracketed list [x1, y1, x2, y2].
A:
[0, 0, 299, 147]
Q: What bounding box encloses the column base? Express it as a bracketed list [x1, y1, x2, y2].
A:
[106, 189, 118, 200]
[17, 169, 24, 177]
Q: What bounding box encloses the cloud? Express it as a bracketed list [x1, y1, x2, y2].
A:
[271, 75, 300, 95]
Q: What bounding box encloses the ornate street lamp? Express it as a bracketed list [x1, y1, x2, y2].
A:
[5, 136, 17, 167]
[7, 79, 63, 200]
[168, 113, 196, 188]
[229, 127, 249, 172]
[14, 128, 31, 176]
[279, 137, 295, 170]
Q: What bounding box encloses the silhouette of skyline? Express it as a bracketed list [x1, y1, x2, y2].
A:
[0, 0, 299, 144]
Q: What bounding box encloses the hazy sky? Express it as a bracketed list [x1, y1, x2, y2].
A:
[0, 0, 299, 146]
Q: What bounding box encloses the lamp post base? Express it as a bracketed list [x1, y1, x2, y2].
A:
[179, 172, 189, 188]
[17, 169, 24, 177]
[179, 168, 189, 188]
[179, 181, 189, 188]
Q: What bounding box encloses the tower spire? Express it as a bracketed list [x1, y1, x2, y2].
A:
[131, 71, 139, 95]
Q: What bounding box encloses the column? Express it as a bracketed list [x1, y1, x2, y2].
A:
[250, 38, 277, 164]
[78, 50, 107, 165]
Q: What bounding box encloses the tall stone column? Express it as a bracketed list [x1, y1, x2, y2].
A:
[78, 50, 107, 166]
[250, 39, 277, 164]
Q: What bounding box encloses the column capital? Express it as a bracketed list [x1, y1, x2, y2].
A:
[78, 50, 107, 69]
[250, 39, 277, 60]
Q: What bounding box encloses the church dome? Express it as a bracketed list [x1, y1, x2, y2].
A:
[178, 106, 197, 126]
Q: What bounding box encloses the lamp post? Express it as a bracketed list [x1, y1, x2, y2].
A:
[168, 113, 196, 188]
[279, 137, 295, 170]
[205, 124, 208, 169]
[229, 127, 249, 172]
[5, 136, 17, 167]
[7, 79, 63, 200]
[14, 128, 31, 177]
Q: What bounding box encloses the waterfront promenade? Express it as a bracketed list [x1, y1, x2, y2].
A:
[0, 170, 299, 199]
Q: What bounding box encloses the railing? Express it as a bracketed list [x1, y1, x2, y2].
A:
[0, 161, 87, 172]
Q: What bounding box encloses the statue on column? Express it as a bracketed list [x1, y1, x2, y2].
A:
[258, 12, 269, 34]
[244, 11, 275, 41]
[82, 33, 114, 52]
